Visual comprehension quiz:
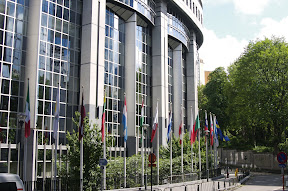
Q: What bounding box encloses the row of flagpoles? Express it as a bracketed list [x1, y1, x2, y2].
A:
[23, 79, 229, 190]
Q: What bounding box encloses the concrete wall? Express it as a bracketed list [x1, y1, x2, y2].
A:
[218, 148, 280, 170]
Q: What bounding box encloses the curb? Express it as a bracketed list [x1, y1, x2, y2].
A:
[239, 174, 251, 184]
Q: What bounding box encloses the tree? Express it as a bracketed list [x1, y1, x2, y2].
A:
[227, 37, 288, 152]
[202, 67, 229, 131]
[60, 112, 103, 190]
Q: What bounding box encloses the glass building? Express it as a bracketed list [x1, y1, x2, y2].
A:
[0, 0, 204, 184]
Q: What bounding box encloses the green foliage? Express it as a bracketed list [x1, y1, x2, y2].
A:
[252, 146, 273, 153]
[59, 112, 103, 190]
[199, 37, 288, 152]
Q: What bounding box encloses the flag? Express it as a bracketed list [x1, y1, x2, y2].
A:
[204, 110, 208, 142]
[167, 104, 172, 143]
[53, 85, 60, 140]
[191, 114, 200, 144]
[210, 113, 214, 146]
[101, 93, 106, 142]
[189, 107, 194, 145]
[79, 92, 86, 141]
[140, 97, 144, 129]
[216, 119, 230, 142]
[179, 108, 183, 145]
[140, 97, 144, 144]
[25, 83, 31, 138]
[151, 102, 158, 142]
[214, 116, 219, 147]
[122, 94, 128, 142]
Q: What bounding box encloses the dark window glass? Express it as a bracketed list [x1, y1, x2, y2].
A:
[0, 95, 9, 110]
[11, 80, 19, 96]
[56, 5, 62, 18]
[0, 15, 4, 29]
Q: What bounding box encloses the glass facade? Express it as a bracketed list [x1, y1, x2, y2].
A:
[0, 0, 29, 174]
[182, 50, 187, 131]
[135, 25, 151, 150]
[168, 46, 173, 104]
[104, 8, 125, 156]
[37, 0, 82, 146]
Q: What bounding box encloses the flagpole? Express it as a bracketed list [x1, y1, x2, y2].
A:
[213, 114, 217, 170]
[198, 110, 201, 179]
[170, 130, 172, 183]
[214, 115, 218, 169]
[181, 105, 183, 181]
[141, 96, 144, 186]
[209, 112, 213, 173]
[190, 106, 194, 173]
[54, 83, 60, 190]
[157, 99, 159, 185]
[124, 140, 126, 188]
[123, 93, 127, 188]
[169, 102, 173, 183]
[24, 137, 27, 182]
[141, 123, 144, 186]
[80, 87, 84, 191]
[103, 125, 106, 189]
[54, 132, 58, 190]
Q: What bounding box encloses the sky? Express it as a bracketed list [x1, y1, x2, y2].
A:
[199, 0, 288, 71]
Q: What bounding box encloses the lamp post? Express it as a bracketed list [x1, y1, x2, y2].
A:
[204, 129, 209, 181]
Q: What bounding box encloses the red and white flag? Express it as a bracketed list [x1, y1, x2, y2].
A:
[151, 102, 158, 142]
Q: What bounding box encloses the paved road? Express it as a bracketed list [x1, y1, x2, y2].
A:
[235, 172, 285, 191]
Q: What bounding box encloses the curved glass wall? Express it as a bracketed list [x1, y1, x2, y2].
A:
[37, 0, 82, 146]
[167, 13, 190, 48]
[136, 25, 151, 149]
[114, 0, 155, 24]
[104, 8, 125, 156]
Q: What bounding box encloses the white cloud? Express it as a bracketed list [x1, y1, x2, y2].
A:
[204, 0, 273, 15]
[199, 16, 288, 72]
[199, 28, 248, 71]
[233, 0, 271, 15]
[256, 16, 288, 40]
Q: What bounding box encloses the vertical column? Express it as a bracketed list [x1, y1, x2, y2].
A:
[125, 13, 137, 156]
[172, 44, 183, 138]
[186, 32, 198, 123]
[152, 0, 169, 149]
[25, 0, 42, 183]
[80, 0, 106, 125]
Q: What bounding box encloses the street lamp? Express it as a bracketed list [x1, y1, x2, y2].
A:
[204, 129, 210, 181]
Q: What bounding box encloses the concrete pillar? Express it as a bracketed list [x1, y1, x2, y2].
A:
[172, 44, 183, 138]
[152, 1, 169, 149]
[80, 0, 106, 126]
[25, 0, 42, 183]
[186, 32, 198, 125]
[125, 13, 137, 156]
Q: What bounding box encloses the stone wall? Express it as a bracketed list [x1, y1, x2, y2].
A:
[218, 148, 280, 170]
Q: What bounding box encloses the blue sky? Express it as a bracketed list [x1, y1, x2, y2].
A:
[199, 0, 288, 71]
